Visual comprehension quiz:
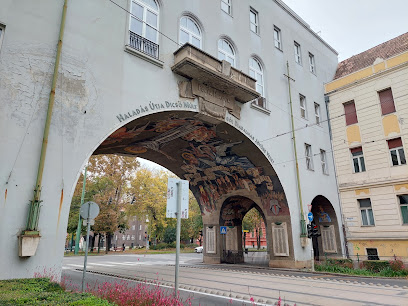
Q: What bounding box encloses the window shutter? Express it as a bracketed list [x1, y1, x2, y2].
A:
[320, 225, 337, 253]
[272, 222, 289, 256]
[379, 88, 396, 115]
[206, 226, 216, 254]
[343, 101, 358, 126]
[387, 138, 402, 149]
[350, 146, 362, 154]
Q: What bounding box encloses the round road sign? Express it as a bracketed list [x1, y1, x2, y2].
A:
[80, 201, 100, 220]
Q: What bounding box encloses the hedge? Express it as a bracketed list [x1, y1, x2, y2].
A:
[360, 260, 390, 272]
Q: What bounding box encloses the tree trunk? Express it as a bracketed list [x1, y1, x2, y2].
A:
[106, 233, 112, 254]
[256, 228, 261, 250]
[97, 234, 102, 253]
[90, 235, 95, 252]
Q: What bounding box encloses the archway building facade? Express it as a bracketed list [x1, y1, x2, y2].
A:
[0, 0, 343, 279]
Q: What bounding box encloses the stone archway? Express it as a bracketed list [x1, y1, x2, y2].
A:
[311, 195, 342, 260]
[92, 110, 294, 267]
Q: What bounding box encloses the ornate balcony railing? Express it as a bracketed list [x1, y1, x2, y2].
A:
[129, 31, 159, 60]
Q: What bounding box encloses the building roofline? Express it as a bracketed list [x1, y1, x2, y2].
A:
[273, 0, 338, 55]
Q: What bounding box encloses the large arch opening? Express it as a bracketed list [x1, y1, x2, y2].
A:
[310, 195, 342, 260]
[74, 110, 294, 266]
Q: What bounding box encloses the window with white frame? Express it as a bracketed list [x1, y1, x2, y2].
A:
[387, 138, 406, 166]
[139, 224, 142, 230]
[129, 0, 159, 58]
[314, 102, 320, 124]
[131, 235, 135, 240]
[139, 234, 142, 240]
[294, 41, 302, 64]
[305, 143, 313, 170]
[309, 52, 315, 73]
[122, 235, 126, 240]
[131, 225, 136, 230]
[221, 0, 232, 15]
[320, 149, 328, 174]
[218, 39, 235, 67]
[249, 8, 259, 34]
[115, 235, 118, 240]
[249, 57, 264, 97]
[299, 94, 307, 119]
[179, 16, 202, 48]
[398, 195, 408, 224]
[359, 199, 375, 226]
[274, 26, 282, 49]
[127, 235, 131, 240]
[351, 147, 366, 173]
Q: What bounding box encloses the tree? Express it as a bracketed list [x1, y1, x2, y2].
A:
[243, 208, 264, 249]
[163, 227, 176, 244]
[67, 154, 139, 252]
[126, 168, 169, 244]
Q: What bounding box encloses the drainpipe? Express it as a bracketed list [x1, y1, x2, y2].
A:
[285, 61, 307, 238]
[23, 0, 68, 235]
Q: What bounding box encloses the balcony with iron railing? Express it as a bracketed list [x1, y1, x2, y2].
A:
[128, 31, 159, 60]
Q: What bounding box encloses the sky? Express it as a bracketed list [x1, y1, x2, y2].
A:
[282, 0, 408, 61]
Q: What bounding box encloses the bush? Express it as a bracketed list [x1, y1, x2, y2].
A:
[361, 260, 390, 272]
[167, 242, 176, 248]
[185, 243, 198, 249]
[151, 243, 167, 250]
[326, 258, 353, 269]
[389, 259, 405, 272]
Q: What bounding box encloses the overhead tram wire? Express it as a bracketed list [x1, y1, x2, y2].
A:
[107, 0, 405, 160]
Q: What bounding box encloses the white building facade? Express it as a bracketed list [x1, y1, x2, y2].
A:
[0, 0, 343, 279]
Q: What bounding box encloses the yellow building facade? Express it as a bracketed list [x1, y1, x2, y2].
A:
[325, 33, 408, 261]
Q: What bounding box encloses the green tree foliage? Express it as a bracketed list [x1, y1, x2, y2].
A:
[243, 208, 264, 249]
[67, 154, 139, 251]
[163, 226, 176, 243]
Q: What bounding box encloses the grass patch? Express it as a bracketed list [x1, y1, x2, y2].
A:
[316, 262, 408, 278]
[0, 278, 113, 305]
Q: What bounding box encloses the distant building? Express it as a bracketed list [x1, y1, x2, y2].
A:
[325, 32, 408, 261]
[243, 221, 267, 249]
[113, 216, 147, 250]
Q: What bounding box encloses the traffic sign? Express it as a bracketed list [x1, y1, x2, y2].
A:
[307, 212, 313, 222]
[166, 178, 189, 219]
[80, 201, 99, 220]
[220, 226, 227, 234]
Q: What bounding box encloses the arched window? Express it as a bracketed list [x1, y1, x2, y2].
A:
[249, 57, 264, 96]
[179, 16, 202, 48]
[218, 39, 235, 67]
[130, 0, 159, 43]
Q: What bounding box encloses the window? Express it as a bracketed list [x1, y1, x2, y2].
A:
[129, 0, 159, 58]
[127, 235, 131, 240]
[309, 52, 315, 73]
[344, 101, 358, 125]
[249, 8, 258, 34]
[314, 102, 320, 124]
[249, 57, 264, 97]
[294, 41, 301, 64]
[131, 235, 135, 240]
[299, 94, 307, 119]
[115, 235, 118, 241]
[359, 199, 375, 226]
[388, 138, 406, 166]
[139, 234, 142, 240]
[351, 147, 366, 173]
[320, 149, 328, 174]
[366, 248, 379, 260]
[122, 235, 126, 240]
[221, 0, 232, 15]
[305, 143, 313, 170]
[274, 26, 282, 49]
[398, 195, 408, 224]
[131, 225, 136, 230]
[218, 39, 235, 67]
[379, 88, 396, 115]
[139, 224, 142, 230]
[179, 16, 202, 48]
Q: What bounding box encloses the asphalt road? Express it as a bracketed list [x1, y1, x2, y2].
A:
[62, 253, 408, 305]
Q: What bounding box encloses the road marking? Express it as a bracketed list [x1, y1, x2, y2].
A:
[88, 263, 115, 267]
